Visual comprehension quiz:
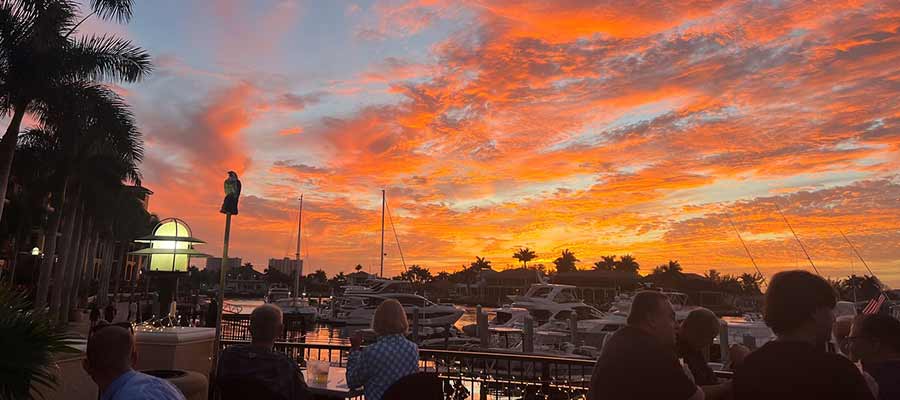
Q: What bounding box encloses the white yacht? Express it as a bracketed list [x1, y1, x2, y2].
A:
[333, 293, 463, 327]
[342, 279, 415, 296]
[507, 284, 605, 324]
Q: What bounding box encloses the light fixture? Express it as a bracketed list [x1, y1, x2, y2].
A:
[31, 247, 40, 256]
[132, 218, 209, 273]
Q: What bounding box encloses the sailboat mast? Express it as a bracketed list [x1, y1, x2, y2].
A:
[380, 190, 385, 278]
[294, 195, 303, 299]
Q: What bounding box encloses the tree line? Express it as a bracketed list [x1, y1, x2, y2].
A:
[0, 0, 154, 325]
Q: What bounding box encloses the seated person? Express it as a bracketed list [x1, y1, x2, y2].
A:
[83, 322, 186, 400]
[678, 308, 720, 385]
[347, 299, 419, 400]
[732, 270, 874, 400]
[216, 304, 310, 400]
[588, 291, 704, 400]
[850, 313, 900, 400]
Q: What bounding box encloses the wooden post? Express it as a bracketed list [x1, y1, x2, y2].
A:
[212, 213, 233, 372]
[477, 305, 490, 348]
[569, 313, 578, 345]
[523, 315, 534, 353]
[719, 320, 730, 365]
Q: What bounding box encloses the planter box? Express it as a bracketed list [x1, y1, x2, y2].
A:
[134, 327, 216, 375]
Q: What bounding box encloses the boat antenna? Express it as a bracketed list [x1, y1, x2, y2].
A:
[839, 229, 887, 289]
[774, 203, 821, 276]
[385, 198, 408, 273]
[725, 213, 767, 288]
[380, 190, 385, 278]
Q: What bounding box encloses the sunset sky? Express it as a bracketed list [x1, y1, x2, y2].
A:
[80, 1, 899, 285]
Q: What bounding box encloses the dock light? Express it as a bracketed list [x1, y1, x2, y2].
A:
[31, 247, 40, 256]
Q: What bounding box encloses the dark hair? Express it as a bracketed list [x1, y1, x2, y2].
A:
[763, 270, 836, 334]
[627, 291, 669, 325]
[855, 313, 900, 352]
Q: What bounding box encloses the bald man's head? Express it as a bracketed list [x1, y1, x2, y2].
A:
[250, 304, 283, 343]
[86, 325, 135, 373]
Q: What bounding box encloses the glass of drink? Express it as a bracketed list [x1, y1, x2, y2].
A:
[307, 360, 330, 385]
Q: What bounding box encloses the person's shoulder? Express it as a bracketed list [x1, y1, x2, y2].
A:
[131, 372, 186, 399]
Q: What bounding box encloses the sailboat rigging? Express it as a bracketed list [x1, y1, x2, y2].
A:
[725, 213, 767, 288]
[774, 203, 821, 276]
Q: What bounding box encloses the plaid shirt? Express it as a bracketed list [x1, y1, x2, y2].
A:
[217, 344, 310, 400]
[347, 334, 419, 400]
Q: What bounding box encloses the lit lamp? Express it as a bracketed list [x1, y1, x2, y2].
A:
[31, 247, 40, 256]
[131, 218, 209, 320]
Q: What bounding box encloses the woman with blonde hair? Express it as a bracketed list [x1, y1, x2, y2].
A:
[347, 299, 419, 400]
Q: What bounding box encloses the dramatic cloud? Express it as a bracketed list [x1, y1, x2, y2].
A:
[130, 0, 900, 284]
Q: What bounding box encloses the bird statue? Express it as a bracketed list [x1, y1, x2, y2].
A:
[220, 171, 242, 215]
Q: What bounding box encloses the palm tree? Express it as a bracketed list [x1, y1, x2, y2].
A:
[738, 272, 764, 294]
[0, 284, 78, 399]
[0, 0, 151, 222]
[553, 249, 579, 273]
[593, 255, 617, 271]
[704, 269, 721, 283]
[512, 247, 537, 268]
[471, 256, 491, 271]
[354, 264, 363, 272]
[616, 254, 640, 275]
[22, 84, 143, 313]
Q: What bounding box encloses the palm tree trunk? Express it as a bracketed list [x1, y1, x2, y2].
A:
[98, 236, 115, 307]
[58, 202, 86, 324]
[50, 189, 80, 321]
[34, 178, 69, 310]
[74, 225, 99, 309]
[0, 105, 27, 222]
[112, 240, 128, 303]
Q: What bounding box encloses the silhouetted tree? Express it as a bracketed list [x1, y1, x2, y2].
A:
[593, 255, 617, 271]
[553, 249, 579, 273]
[471, 256, 492, 271]
[513, 248, 537, 268]
[616, 254, 640, 274]
[399, 264, 433, 284]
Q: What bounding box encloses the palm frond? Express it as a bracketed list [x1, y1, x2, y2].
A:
[0, 285, 79, 400]
[90, 0, 132, 23]
[66, 35, 151, 83]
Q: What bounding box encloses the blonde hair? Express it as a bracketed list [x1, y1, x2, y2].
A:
[372, 299, 409, 336]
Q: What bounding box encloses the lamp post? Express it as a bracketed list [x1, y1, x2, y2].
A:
[130, 218, 208, 324]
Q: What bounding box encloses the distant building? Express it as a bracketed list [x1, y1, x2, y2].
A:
[206, 257, 242, 274]
[267, 257, 303, 277]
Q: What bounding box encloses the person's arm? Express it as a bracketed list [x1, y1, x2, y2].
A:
[345, 332, 370, 389]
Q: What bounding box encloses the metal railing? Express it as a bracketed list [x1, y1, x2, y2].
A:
[221, 339, 594, 399]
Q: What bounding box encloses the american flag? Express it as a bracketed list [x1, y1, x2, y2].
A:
[862, 293, 887, 315]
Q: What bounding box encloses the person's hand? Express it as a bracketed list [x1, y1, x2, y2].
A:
[350, 331, 363, 349]
[728, 344, 751, 370]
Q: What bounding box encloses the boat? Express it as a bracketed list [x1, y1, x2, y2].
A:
[342, 279, 414, 296]
[608, 290, 701, 321]
[273, 297, 319, 320]
[265, 284, 292, 303]
[332, 293, 463, 327]
[507, 283, 606, 324]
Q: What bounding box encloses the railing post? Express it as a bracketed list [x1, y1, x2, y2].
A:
[523, 315, 534, 353]
[412, 306, 420, 343]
